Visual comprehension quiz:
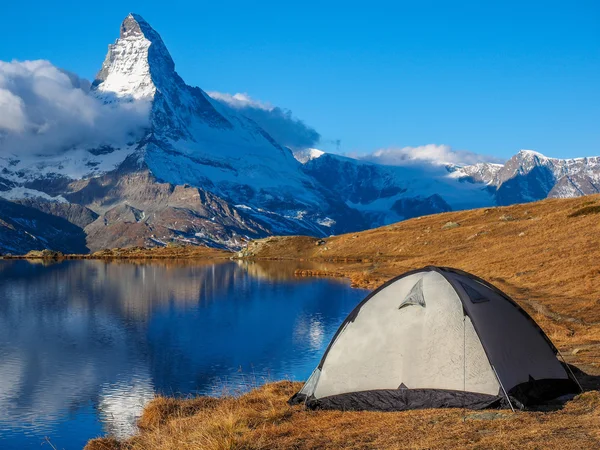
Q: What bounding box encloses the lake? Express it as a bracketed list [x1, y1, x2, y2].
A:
[0, 259, 367, 450]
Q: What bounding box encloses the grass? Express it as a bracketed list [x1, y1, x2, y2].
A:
[86, 382, 600, 449]
[568, 205, 600, 218]
[81, 194, 600, 449]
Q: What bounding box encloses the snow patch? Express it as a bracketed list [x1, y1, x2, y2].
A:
[293, 148, 325, 164]
[518, 149, 547, 159]
[0, 187, 68, 203]
[316, 217, 335, 227]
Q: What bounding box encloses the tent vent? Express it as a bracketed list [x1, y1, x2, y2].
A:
[460, 282, 489, 303]
[399, 279, 426, 310]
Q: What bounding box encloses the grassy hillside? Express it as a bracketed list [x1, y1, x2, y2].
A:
[87, 195, 600, 449]
[241, 194, 600, 365]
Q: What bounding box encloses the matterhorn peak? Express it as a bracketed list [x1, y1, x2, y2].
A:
[91, 13, 234, 140]
[120, 13, 150, 38]
[92, 13, 176, 102]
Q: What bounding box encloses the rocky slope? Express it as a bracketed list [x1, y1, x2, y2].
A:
[0, 198, 88, 254]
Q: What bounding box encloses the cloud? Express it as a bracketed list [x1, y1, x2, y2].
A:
[0, 89, 26, 132]
[356, 144, 504, 167]
[0, 60, 149, 157]
[207, 92, 320, 150]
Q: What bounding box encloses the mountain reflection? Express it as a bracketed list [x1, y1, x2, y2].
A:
[0, 260, 365, 449]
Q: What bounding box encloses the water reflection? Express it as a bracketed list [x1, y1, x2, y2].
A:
[0, 259, 366, 449]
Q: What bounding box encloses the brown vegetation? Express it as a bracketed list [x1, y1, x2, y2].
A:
[22, 249, 65, 259]
[3, 245, 230, 261]
[87, 245, 230, 260]
[82, 194, 600, 448]
[86, 382, 600, 450]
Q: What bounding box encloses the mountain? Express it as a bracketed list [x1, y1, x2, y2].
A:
[294, 149, 600, 227]
[87, 14, 363, 237]
[299, 153, 491, 226]
[452, 150, 600, 205]
[0, 14, 364, 252]
[0, 14, 598, 254]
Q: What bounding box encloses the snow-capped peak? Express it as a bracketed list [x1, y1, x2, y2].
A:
[92, 13, 174, 102]
[517, 149, 547, 160]
[293, 148, 325, 164]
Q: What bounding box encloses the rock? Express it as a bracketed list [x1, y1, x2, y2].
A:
[500, 214, 515, 221]
[315, 239, 326, 246]
[518, 232, 525, 236]
[442, 221, 460, 230]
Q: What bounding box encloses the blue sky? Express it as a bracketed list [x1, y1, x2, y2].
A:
[1, 0, 598, 160]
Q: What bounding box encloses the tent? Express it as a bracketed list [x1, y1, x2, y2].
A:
[290, 266, 581, 411]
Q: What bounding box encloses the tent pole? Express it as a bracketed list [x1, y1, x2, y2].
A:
[463, 313, 466, 421]
[492, 365, 515, 412]
[556, 348, 583, 392]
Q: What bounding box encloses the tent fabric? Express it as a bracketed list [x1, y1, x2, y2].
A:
[301, 389, 503, 411]
[290, 266, 581, 411]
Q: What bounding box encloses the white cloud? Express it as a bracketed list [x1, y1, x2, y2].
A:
[357, 144, 504, 167]
[207, 91, 320, 150]
[208, 92, 270, 110]
[0, 89, 26, 132]
[0, 60, 149, 157]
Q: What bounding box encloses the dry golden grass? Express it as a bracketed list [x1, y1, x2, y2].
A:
[86, 195, 600, 449]
[86, 382, 600, 450]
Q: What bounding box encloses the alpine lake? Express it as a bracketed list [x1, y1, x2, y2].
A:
[0, 259, 367, 449]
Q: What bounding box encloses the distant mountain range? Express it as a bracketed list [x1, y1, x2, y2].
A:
[0, 14, 598, 254]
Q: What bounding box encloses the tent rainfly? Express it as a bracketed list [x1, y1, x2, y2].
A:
[290, 266, 581, 411]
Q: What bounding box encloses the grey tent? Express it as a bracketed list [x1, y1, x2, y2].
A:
[290, 266, 580, 411]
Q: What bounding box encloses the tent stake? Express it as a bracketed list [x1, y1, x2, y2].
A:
[492, 365, 515, 412]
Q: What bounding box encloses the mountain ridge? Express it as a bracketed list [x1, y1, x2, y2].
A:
[0, 14, 598, 254]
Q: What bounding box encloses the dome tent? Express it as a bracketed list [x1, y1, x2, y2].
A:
[290, 266, 581, 411]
